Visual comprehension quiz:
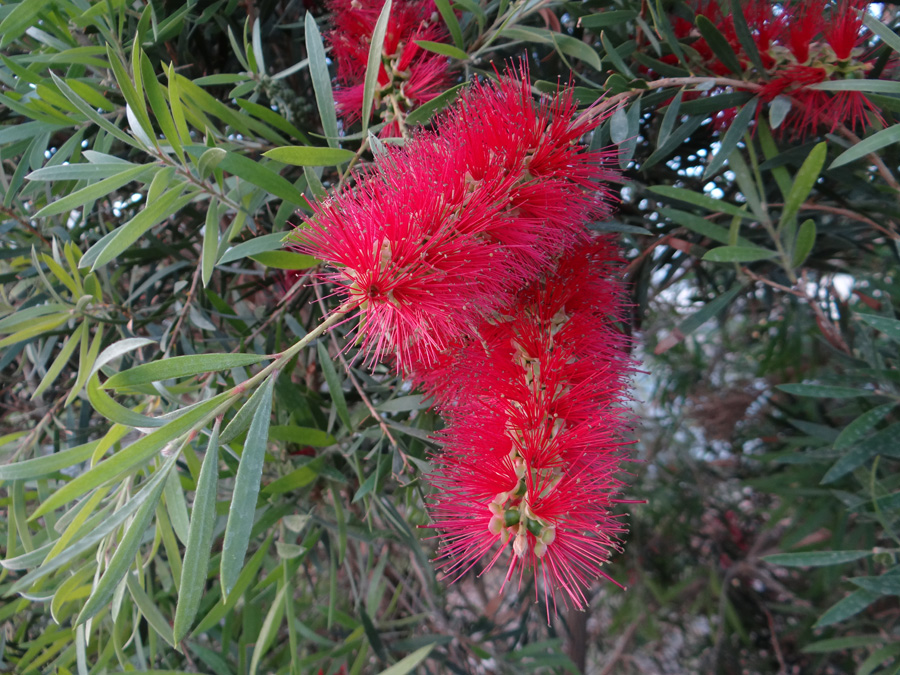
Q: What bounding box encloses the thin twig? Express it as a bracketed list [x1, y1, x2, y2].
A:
[770, 201, 899, 240]
[762, 604, 788, 675]
[312, 284, 407, 472]
[598, 612, 645, 675]
[163, 263, 202, 356]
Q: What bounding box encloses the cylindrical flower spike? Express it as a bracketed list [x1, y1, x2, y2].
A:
[422, 239, 635, 611]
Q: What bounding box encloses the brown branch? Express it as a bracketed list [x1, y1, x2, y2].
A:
[770, 201, 899, 240]
[163, 263, 202, 356]
[598, 612, 645, 675]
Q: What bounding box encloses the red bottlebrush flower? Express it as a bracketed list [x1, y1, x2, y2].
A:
[325, 0, 454, 136]
[295, 158, 520, 368]
[824, 89, 884, 132]
[434, 71, 619, 276]
[825, 0, 867, 61]
[296, 70, 620, 372]
[422, 239, 636, 611]
[783, 1, 822, 65]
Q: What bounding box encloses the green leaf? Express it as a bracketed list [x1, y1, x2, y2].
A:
[703, 99, 758, 180]
[164, 468, 191, 546]
[361, 0, 393, 135]
[27, 162, 139, 182]
[815, 589, 881, 628]
[777, 383, 873, 398]
[85, 187, 197, 270]
[729, 0, 765, 75]
[0, 438, 98, 481]
[433, 0, 463, 50]
[677, 284, 743, 337]
[649, 186, 752, 220]
[809, 79, 900, 93]
[0, 1, 53, 48]
[769, 95, 791, 130]
[834, 403, 896, 451]
[850, 575, 900, 596]
[126, 573, 176, 647]
[599, 31, 633, 77]
[703, 245, 778, 263]
[305, 11, 340, 148]
[763, 550, 873, 567]
[32, 322, 85, 399]
[202, 199, 219, 287]
[375, 395, 431, 413]
[248, 251, 320, 269]
[31, 392, 229, 519]
[236, 99, 311, 144]
[317, 341, 352, 429]
[105, 354, 269, 389]
[414, 40, 467, 60]
[857, 313, 900, 343]
[802, 635, 884, 653]
[249, 585, 286, 675]
[221, 376, 275, 596]
[269, 425, 335, 447]
[791, 219, 816, 267]
[643, 115, 705, 170]
[192, 535, 274, 636]
[33, 165, 152, 217]
[376, 644, 435, 675]
[822, 423, 900, 484]
[405, 83, 465, 126]
[261, 463, 320, 495]
[219, 233, 292, 264]
[174, 420, 220, 644]
[864, 13, 900, 54]
[75, 453, 178, 624]
[695, 15, 743, 75]
[198, 148, 226, 180]
[185, 146, 306, 206]
[502, 26, 603, 72]
[580, 10, 638, 29]
[263, 146, 355, 166]
[780, 142, 826, 228]
[50, 75, 139, 149]
[658, 90, 683, 146]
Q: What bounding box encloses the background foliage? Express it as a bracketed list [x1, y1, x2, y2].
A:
[1, 0, 900, 673]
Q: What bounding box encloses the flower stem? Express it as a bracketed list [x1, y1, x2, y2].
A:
[236, 302, 354, 395]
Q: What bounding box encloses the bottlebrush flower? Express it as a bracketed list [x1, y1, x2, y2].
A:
[295, 69, 619, 372]
[655, 0, 883, 137]
[326, 0, 454, 136]
[422, 240, 636, 611]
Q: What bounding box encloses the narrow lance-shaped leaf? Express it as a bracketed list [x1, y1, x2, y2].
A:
[317, 341, 352, 429]
[75, 450, 180, 624]
[763, 550, 874, 567]
[173, 419, 220, 644]
[780, 142, 826, 229]
[104, 353, 270, 388]
[305, 11, 340, 148]
[361, 0, 393, 135]
[221, 375, 275, 596]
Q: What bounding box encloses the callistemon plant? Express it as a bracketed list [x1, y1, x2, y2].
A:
[296, 68, 634, 609]
[326, 0, 453, 136]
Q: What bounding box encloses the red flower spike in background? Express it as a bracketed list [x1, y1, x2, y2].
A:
[422, 240, 636, 611]
[659, 0, 882, 138]
[296, 69, 620, 374]
[326, 0, 453, 136]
